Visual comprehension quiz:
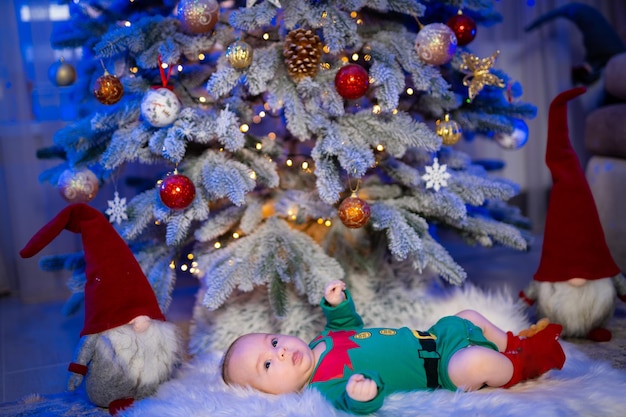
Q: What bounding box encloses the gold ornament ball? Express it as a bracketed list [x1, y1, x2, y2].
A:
[436, 114, 463, 145]
[48, 59, 76, 86]
[177, 0, 220, 35]
[415, 23, 457, 66]
[338, 195, 371, 229]
[93, 73, 124, 105]
[58, 168, 99, 203]
[226, 40, 254, 69]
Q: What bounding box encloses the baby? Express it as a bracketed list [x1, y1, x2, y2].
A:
[222, 280, 566, 414]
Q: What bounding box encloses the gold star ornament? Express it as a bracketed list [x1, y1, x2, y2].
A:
[460, 50, 505, 102]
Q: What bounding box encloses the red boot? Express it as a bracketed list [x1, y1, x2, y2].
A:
[109, 398, 134, 415]
[502, 323, 566, 388]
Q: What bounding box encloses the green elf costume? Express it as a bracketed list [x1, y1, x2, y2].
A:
[308, 289, 565, 414]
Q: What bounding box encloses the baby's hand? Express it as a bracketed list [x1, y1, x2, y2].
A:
[324, 280, 346, 307]
[346, 374, 378, 402]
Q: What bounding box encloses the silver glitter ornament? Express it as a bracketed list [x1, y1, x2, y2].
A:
[177, 0, 220, 34]
[415, 23, 457, 66]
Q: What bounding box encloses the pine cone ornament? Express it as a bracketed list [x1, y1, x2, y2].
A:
[283, 28, 322, 82]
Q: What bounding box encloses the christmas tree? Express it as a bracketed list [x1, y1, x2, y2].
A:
[42, 0, 535, 351]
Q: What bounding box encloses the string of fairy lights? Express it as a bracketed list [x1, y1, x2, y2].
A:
[90, 4, 456, 276]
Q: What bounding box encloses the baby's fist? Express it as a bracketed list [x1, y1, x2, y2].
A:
[324, 280, 346, 307]
[346, 374, 378, 402]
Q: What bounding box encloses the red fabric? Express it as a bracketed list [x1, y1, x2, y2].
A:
[534, 87, 620, 282]
[109, 398, 134, 415]
[20, 204, 165, 336]
[310, 330, 359, 383]
[502, 324, 565, 388]
[68, 362, 88, 375]
[587, 327, 612, 342]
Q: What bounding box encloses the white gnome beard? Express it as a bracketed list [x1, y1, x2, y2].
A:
[535, 278, 616, 337]
[96, 320, 182, 388]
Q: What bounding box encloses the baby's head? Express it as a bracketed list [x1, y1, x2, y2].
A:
[222, 333, 316, 394]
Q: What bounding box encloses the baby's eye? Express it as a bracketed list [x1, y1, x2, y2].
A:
[264, 361, 271, 369]
[271, 338, 278, 347]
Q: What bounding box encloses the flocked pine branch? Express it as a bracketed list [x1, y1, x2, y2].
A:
[199, 217, 343, 315]
[39, 0, 538, 319]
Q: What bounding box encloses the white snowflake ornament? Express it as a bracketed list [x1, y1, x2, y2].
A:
[106, 191, 128, 224]
[422, 158, 451, 191]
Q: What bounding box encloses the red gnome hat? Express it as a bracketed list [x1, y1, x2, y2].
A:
[20, 203, 165, 336]
[534, 87, 620, 282]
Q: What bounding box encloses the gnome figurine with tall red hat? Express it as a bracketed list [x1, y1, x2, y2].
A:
[20, 203, 183, 415]
[519, 87, 626, 342]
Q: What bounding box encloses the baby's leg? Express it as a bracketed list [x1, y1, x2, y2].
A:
[447, 346, 513, 391]
[455, 310, 507, 351]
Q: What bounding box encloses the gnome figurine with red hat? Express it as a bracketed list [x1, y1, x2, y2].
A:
[519, 87, 626, 342]
[20, 203, 183, 415]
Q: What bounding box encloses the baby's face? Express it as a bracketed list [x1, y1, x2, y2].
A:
[227, 333, 316, 394]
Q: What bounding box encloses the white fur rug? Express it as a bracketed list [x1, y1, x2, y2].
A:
[119, 341, 626, 417]
[117, 278, 626, 417]
[3, 275, 626, 417]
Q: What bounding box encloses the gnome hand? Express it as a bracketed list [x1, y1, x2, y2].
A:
[68, 373, 84, 391]
[67, 361, 88, 391]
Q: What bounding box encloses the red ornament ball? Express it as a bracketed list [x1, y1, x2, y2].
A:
[334, 64, 369, 100]
[338, 196, 371, 229]
[93, 73, 123, 105]
[446, 14, 477, 46]
[159, 173, 196, 210]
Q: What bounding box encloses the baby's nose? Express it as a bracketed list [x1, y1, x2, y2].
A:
[278, 346, 288, 359]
